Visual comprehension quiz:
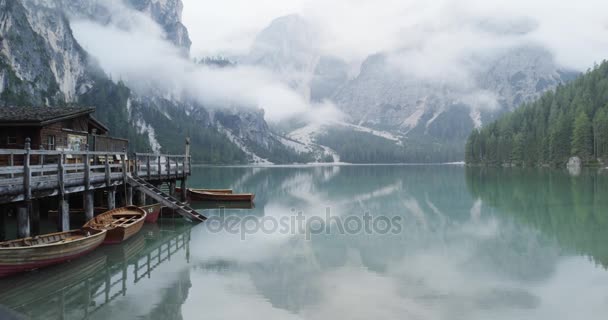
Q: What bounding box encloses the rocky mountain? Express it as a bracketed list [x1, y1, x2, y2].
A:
[245, 14, 320, 100]
[244, 14, 578, 162]
[330, 46, 577, 159]
[0, 0, 304, 164]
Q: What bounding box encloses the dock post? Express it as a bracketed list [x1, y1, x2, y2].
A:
[169, 180, 176, 198]
[84, 191, 95, 221]
[107, 186, 117, 210]
[126, 186, 133, 206]
[18, 138, 32, 238]
[58, 152, 70, 231]
[180, 179, 187, 202]
[17, 202, 31, 238]
[59, 195, 70, 231]
[135, 188, 146, 206]
[181, 137, 190, 203]
[84, 145, 94, 221]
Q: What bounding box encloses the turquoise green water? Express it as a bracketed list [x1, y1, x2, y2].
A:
[1, 165, 608, 319]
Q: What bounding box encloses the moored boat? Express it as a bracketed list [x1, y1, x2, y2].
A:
[140, 203, 162, 224]
[187, 189, 255, 202]
[83, 206, 146, 245]
[176, 187, 233, 194]
[0, 229, 107, 278]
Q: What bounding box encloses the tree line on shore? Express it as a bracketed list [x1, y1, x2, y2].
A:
[466, 61, 608, 166]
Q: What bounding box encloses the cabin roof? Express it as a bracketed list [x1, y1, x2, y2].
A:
[0, 106, 96, 126]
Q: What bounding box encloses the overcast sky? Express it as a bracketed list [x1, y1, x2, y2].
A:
[182, 0, 608, 71]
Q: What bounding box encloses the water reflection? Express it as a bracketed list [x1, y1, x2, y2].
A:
[2, 165, 608, 319]
[0, 221, 194, 320]
[184, 165, 608, 319]
[466, 167, 608, 268]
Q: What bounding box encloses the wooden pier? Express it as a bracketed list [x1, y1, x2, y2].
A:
[0, 138, 202, 240]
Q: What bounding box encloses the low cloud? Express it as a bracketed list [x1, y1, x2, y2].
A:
[71, 3, 339, 123]
[185, 0, 608, 72]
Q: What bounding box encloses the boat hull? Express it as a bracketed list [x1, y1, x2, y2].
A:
[188, 190, 255, 202]
[0, 230, 106, 278]
[84, 207, 147, 245]
[140, 203, 162, 224]
[176, 187, 233, 194]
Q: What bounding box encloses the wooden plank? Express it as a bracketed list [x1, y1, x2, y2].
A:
[0, 150, 26, 155]
[0, 167, 24, 175]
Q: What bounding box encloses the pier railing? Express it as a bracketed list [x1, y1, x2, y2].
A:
[0, 140, 128, 203]
[0, 143, 192, 204]
[132, 152, 191, 181]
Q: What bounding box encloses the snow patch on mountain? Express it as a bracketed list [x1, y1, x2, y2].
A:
[217, 123, 273, 164]
[135, 119, 161, 152]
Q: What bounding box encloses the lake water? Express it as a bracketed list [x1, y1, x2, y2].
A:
[1, 165, 608, 319]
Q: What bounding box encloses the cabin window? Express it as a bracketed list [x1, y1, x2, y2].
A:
[47, 135, 56, 150]
[6, 130, 17, 145]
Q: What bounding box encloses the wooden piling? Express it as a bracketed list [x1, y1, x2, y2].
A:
[59, 195, 70, 232]
[180, 179, 187, 203]
[84, 191, 95, 221]
[17, 201, 31, 238]
[135, 188, 146, 206]
[107, 186, 117, 210]
[169, 180, 176, 198]
[126, 185, 133, 206]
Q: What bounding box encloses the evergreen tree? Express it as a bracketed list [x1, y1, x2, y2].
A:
[593, 108, 608, 159]
[465, 60, 608, 167]
[571, 112, 593, 160]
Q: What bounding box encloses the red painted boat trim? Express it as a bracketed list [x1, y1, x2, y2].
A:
[141, 204, 162, 224]
[0, 246, 98, 278]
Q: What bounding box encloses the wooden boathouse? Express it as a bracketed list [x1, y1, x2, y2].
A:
[0, 106, 205, 241]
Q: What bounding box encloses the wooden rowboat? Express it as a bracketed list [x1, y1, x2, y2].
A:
[187, 189, 255, 202]
[0, 229, 107, 278]
[140, 203, 162, 224]
[176, 187, 233, 194]
[83, 206, 146, 245]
